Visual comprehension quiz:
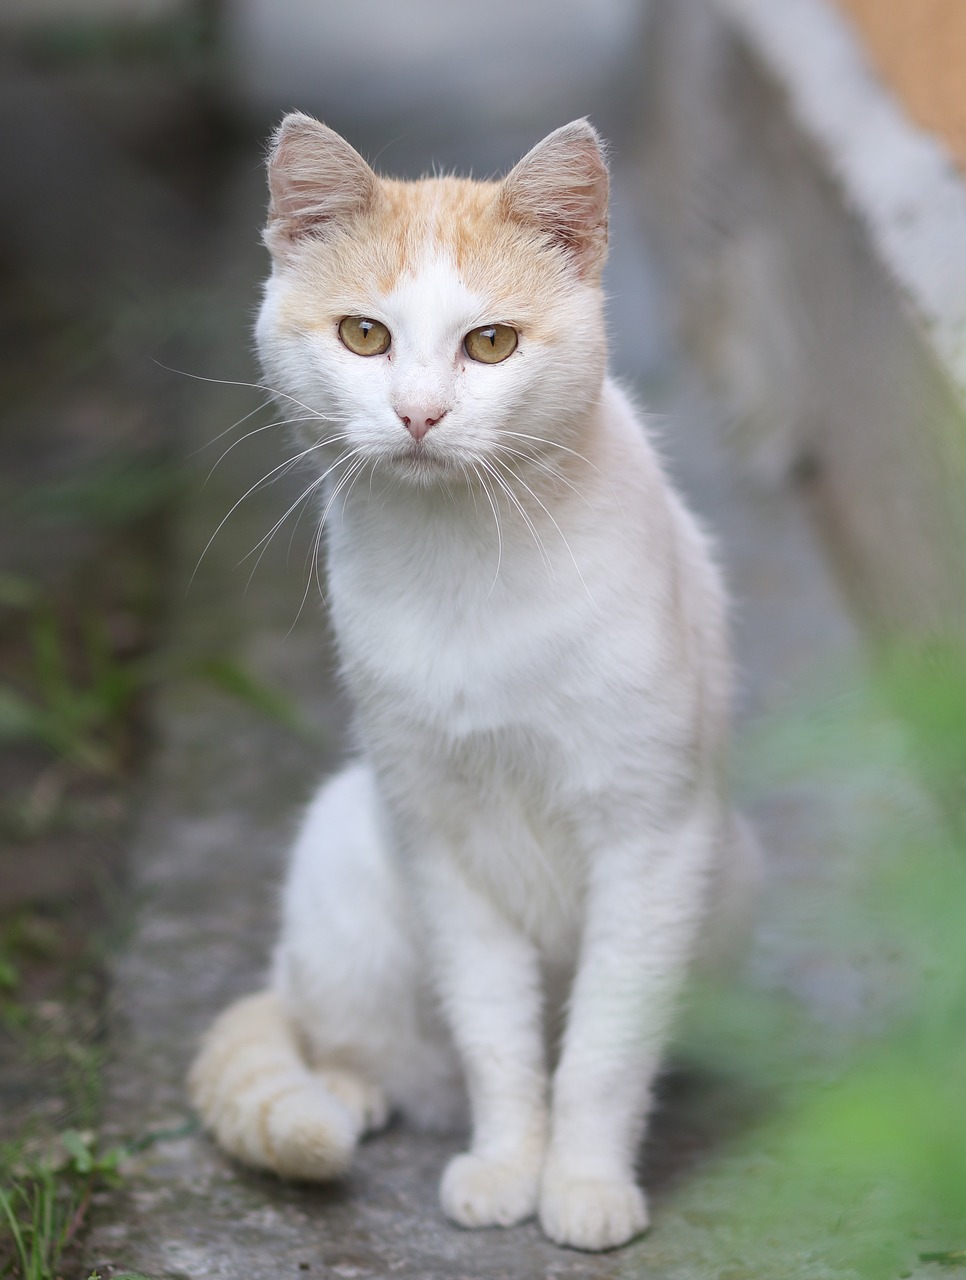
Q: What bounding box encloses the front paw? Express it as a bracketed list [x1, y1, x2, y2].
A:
[539, 1164, 649, 1251]
[440, 1151, 540, 1228]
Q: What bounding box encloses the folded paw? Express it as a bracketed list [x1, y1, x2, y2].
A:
[539, 1167, 649, 1251]
[439, 1151, 540, 1228]
[313, 1067, 389, 1137]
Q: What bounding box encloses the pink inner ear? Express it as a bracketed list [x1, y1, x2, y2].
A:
[267, 114, 377, 242]
[499, 121, 609, 275]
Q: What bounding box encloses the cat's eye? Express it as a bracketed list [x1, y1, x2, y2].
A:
[338, 316, 391, 356]
[464, 324, 518, 364]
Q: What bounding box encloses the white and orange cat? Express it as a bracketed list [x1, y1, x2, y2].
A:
[189, 113, 754, 1252]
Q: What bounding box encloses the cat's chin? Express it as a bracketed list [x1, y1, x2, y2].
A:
[385, 447, 464, 487]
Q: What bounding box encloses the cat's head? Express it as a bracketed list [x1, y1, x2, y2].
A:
[255, 114, 609, 487]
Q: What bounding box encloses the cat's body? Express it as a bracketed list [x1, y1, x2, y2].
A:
[189, 115, 755, 1252]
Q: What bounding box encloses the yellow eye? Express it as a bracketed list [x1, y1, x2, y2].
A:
[464, 324, 518, 364]
[338, 316, 391, 356]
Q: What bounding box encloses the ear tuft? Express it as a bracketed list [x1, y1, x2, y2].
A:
[499, 120, 609, 278]
[265, 113, 377, 253]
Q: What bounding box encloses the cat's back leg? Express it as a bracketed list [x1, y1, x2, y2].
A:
[274, 760, 464, 1130]
[189, 762, 463, 1180]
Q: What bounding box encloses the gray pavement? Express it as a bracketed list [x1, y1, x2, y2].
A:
[86, 128, 889, 1280]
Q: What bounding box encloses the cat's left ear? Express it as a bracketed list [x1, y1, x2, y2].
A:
[499, 120, 609, 279]
[263, 113, 377, 258]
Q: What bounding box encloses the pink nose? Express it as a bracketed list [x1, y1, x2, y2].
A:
[396, 406, 447, 442]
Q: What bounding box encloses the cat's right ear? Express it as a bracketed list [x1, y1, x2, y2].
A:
[264, 113, 377, 257]
[499, 119, 609, 279]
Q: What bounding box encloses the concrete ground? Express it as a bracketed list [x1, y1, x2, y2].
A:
[82, 107, 907, 1277]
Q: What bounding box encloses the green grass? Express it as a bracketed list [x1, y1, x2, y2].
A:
[0, 904, 198, 1277]
[0, 906, 107, 1278]
[0, 1113, 191, 1279]
[0, 1136, 125, 1280]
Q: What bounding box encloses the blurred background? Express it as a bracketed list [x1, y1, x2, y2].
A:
[0, 0, 657, 944]
[1, 2, 965, 1277]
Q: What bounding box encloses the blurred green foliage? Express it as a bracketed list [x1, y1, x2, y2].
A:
[7, 455, 181, 533]
[677, 645, 966, 1279]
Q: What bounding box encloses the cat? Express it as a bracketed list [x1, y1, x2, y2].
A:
[188, 112, 756, 1252]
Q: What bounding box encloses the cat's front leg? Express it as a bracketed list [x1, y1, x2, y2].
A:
[417, 852, 549, 1230]
[540, 806, 714, 1251]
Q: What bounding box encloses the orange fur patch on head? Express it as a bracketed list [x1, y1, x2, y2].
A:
[277, 172, 594, 350]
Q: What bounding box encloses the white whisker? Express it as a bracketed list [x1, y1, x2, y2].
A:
[241, 445, 360, 587]
[500, 428, 624, 516]
[189, 437, 337, 592]
[288, 454, 368, 632]
[499, 429, 603, 475]
[479, 459, 554, 580]
[191, 396, 276, 455]
[244, 474, 327, 590]
[490, 443, 594, 509]
[152, 358, 336, 425]
[470, 462, 504, 596]
[492, 456, 597, 609]
[203, 415, 334, 487]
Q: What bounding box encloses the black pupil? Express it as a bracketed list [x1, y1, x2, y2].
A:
[360, 320, 373, 339]
[483, 328, 496, 346]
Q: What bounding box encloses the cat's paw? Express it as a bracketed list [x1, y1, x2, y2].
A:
[313, 1068, 389, 1136]
[539, 1166, 649, 1251]
[439, 1151, 540, 1228]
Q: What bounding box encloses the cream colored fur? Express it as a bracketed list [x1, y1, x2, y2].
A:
[188, 115, 756, 1252]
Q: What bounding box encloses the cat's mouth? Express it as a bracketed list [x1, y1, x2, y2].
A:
[389, 443, 457, 478]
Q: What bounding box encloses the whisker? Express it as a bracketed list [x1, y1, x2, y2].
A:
[312, 457, 368, 593]
[490, 443, 594, 509]
[289, 453, 368, 632]
[191, 396, 276, 455]
[500, 427, 624, 516]
[203, 415, 333, 487]
[470, 461, 504, 596]
[340, 455, 371, 520]
[499, 430, 603, 475]
[244, 473, 327, 590]
[152, 359, 334, 425]
[492, 456, 597, 609]
[479, 459, 555, 580]
[241, 445, 357, 575]
[188, 437, 336, 592]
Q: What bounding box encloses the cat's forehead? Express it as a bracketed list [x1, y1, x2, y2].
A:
[374, 175, 501, 276]
[366, 176, 568, 324]
[282, 172, 577, 342]
[365, 175, 514, 294]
